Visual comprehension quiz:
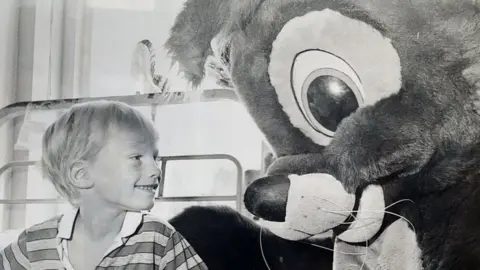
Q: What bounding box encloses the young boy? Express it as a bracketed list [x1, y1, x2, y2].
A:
[0, 100, 208, 270]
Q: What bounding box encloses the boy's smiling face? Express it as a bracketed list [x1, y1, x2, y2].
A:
[84, 126, 161, 212]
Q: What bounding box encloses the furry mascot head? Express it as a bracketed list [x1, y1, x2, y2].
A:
[166, 0, 480, 269]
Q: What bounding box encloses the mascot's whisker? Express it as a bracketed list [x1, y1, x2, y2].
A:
[307, 197, 415, 269]
[307, 242, 366, 255]
[314, 200, 370, 269]
[339, 219, 382, 228]
[259, 200, 371, 269]
[316, 197, 417, 234]
[383, 198, 416, 210]
[336, 197, 416, 227]
[322, 209, 417, 236]
[259, 227, 272, 270]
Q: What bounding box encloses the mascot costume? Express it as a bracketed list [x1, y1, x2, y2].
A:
[165, 0, 480, 269]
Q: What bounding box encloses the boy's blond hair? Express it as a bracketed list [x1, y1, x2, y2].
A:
[40, 100, 159, 206]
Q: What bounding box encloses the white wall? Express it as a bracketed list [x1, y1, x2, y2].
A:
[0, 0, 20, 231]
[24, 0, 66, 227]
[1, 0, 78, 229]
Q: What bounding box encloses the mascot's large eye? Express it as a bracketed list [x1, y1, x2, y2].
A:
[269, 9, 402, 146]
[292, 50, 364, 136]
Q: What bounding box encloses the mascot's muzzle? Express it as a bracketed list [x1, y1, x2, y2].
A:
[244, 173, 386, 243]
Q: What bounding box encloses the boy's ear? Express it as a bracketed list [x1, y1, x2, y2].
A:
[69, 160, 93, 189]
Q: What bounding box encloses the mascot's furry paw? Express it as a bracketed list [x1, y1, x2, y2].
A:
[170, 205, 334, 270]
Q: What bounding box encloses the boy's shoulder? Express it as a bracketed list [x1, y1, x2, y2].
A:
[139, 212, 177, 237]
[2, 214, 63, 250]
[24, 214, 63, 235]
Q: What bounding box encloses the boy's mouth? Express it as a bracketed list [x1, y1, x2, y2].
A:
[134, 184, 159, 192]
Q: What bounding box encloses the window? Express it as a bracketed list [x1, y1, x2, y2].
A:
[0, 0, 267, 237]
[150, 100, 264, 169]
[150, 156, 241, 221]
[161, 158, 239, 198]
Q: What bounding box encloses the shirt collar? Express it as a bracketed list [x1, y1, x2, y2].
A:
[57, 205, 144, 241]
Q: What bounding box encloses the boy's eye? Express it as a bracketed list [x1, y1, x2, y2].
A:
[132, 155, 142, 160]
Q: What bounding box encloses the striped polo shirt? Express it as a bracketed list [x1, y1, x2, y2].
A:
[0, 207, 208, 269]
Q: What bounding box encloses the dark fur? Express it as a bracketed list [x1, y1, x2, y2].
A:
[166, 0, 480, 161]
[381, 140, 480, 269]
[320, 139, 480, 269]
[166, 1, 480, 269]
[169, 206, 333, 270]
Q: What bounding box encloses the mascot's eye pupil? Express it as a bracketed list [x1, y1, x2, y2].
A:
[306, 75, 359, 132]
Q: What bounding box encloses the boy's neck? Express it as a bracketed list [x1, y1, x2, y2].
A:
[76, 201, 126, 242]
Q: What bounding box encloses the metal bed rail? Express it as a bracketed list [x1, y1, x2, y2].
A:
[158, 154, 244, 211]
[0, 89, 247, 210]
[0, 154, 244, 211]
[0, 89, 239, 129]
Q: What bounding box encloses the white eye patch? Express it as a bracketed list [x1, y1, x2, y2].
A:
[269, 9, 402, 145]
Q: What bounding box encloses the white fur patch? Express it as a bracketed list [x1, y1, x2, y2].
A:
[258, 173, 386, 251]
[286, 174, 356, 233]
[338, 185, 385, 243]
[259, 173, 356, 240]
[334, 219, 423, 270]
[269, 9, 402, 145]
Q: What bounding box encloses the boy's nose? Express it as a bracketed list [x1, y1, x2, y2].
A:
[146, 161, 161, 181]
[149, 167, 161, 181]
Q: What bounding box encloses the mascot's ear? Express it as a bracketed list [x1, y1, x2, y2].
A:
[165, 0, 233, 88]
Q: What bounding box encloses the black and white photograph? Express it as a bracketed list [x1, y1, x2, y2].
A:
[0, 0, 479, 269]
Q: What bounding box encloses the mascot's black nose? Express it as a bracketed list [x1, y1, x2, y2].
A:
[243, 175, 290, 222]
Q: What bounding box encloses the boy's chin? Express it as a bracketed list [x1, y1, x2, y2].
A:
[120, 197, 155, 212]
[127, 201, 155, 212]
